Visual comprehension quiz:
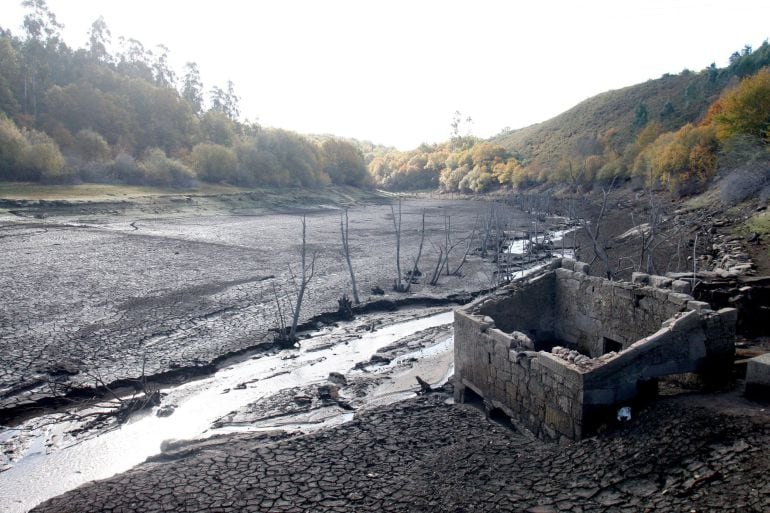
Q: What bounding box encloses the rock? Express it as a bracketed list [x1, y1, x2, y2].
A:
[156, 405, 177, 417]
[671, 280, 691, 294]
[328, 372, 347, 386]
[293, 395, 313, 405]
[318, 384, 339, 400]
[511, 331, 534, 349]
[368, 354, 391, 365]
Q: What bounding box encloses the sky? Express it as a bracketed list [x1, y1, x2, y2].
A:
[3, 0, 770, 149]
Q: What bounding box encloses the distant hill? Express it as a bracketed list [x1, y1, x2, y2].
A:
[0, 2, 371, 189]
[492, 42, 770, 171]
[366, 41, 770, 196]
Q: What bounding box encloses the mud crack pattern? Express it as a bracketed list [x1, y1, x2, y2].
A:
[31, 394, 770, 513]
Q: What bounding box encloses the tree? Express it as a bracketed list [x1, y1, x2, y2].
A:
[286, 216, 317, 342]
[391, 200, 404, 292]
[151, 44, 175, 87]
[0, 35, 23, 117]
[0, 115, 28, 179]
[22, 140, 68, 182]
[181, 62, 204, 115]
[21, 0, 64, 118]
[340, 208, 360, 304]
[660, 101, 676, 119]
[191, 143, 237, 182]
[140, 148, 196, 187]
[75, 129, 110, 162]
[210, 80, 240, 120]
[712, 68, 770, 144]
[87, 16, 111, 63]
[580, 177, 617, 279]
[200, 110, 236, 146]
[321, 139, 369, 186]
[707, 62, 718, 84]
[633, 103, 649, 129]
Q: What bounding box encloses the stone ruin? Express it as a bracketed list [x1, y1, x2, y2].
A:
[453, 258, 737, 442]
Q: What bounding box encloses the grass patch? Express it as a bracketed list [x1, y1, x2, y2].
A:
[746, 211, 770, 236]
[0, 182, 251, 201]
[0, 182, 388, 209]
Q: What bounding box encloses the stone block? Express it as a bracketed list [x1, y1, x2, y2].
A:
[667, 292, 693, 306]
[573, 262, 590, 274]
[671, 280, 692, 294]
[746, 353, 770, 399]
[687, 300, 712, 312]
[649, 275, 673, 289]
[717, 307, 738, 326]
[670, 310, 701, 333]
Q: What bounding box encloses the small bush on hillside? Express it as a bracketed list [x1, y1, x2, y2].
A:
[719, 167, 770, 205]
[76, 158, 113, 183]
[75, 129, 111, 163]
[22, 142, 71, 183]
[141, 148, 197, 188]
[19, 130, 71, 183]
[112, 153, 143, 184]
[0, 115, 27, 180]
[191, 143, 237, 182]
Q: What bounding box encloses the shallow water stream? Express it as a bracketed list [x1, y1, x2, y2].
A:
[0, 310, 454, 513]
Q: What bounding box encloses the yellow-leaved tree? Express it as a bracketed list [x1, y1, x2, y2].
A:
[711, 67, 770, 143]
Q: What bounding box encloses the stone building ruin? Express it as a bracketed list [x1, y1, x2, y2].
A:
[453, 258, 737, 442]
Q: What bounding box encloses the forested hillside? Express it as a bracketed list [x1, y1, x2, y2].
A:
[0, 1, 370, 188]
[372, 43, 770, 198]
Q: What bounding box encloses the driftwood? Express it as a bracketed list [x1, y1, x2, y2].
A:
[415, 376, 434, 395]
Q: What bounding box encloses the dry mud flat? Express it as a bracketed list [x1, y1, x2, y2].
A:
[30, 392, 770, 513]
[0, 197, 535, 419]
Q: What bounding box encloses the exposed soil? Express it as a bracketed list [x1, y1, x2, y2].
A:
[0, 191, 542, 424]
[4, 186, 769, 513]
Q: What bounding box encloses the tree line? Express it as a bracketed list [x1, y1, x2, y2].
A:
[369, 43, 770, 197]
[0, 0, 370, 188]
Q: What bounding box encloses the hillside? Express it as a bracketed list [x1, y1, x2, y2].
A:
[493, 41, 770, 179]
[492, 71, 717, 168]
[0, 2, 371, 189]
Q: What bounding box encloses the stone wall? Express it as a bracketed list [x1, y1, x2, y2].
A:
[553, 263, 693, 357]
[454, 309, 584, 441]
[453, 258, 737, 442]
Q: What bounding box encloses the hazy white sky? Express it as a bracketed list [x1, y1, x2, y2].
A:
[3, 0, 770, 149]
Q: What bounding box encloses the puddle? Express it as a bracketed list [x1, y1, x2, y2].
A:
[0, 310, 453, 513]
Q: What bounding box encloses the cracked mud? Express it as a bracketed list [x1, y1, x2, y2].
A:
[0, 198, 514, 419]
[30, 393, 770, 513]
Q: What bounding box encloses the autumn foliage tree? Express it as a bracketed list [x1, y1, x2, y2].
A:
[710, 67, 770, 144]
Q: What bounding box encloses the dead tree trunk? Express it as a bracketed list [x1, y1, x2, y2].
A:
[405, 209, 426, 293]
[340, 208, 360, 304]
[391, 200, 404, 292]
[444, 215, 451, 276]
[288, 216, 317, 342]
[581, 177, 616, 279]
[428, 242, 445, 286]
[451, 216, 477, 276]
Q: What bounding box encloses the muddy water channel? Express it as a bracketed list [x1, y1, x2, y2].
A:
[0, 309, 453, 513]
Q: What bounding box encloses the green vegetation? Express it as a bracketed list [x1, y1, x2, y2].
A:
[745, 211, 770, 237]
[0, 181, 247, 200]
[0, 0, 369, 189]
